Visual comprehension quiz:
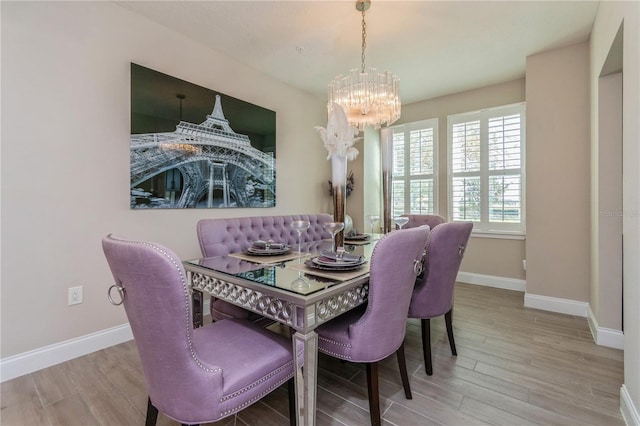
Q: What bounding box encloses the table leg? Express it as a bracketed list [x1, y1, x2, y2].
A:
[293, 330, 318, 426]
[192, 289, 203, 328]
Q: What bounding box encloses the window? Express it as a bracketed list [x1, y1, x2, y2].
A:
[448, 103, 525, 234]
[390, 119, 438, 218]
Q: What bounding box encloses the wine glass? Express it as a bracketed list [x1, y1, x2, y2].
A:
[367, 214, 380, 236]
[291, 219, 310, 263]
[291, 270, 310, 289]
[323, 221, 345, 253]
[394, 216, 409, 230]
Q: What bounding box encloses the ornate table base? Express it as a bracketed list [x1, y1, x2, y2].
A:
[185, 267, 368, 426]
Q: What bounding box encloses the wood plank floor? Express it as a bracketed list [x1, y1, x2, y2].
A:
[1, 283, 624, 425]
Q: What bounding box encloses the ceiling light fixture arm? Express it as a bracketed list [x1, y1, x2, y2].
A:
[328, 0, 400, 131]
[357, 0, 370, 73]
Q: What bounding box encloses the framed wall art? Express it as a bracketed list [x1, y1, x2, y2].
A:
[130, 63, 276, 209]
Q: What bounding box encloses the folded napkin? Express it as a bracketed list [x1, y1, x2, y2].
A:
[252, 240, 286, 250]
[319, 250, 364, 263]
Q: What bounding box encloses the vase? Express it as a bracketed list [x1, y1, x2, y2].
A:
[331, 154, 347, 248]
[381, 128, 393, 233]
[343, 214, 353, 235]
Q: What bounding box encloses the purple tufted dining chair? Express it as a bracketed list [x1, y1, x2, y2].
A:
[316, 225, 430, 426]
[102, 235, 297, 426]
[408, 221, 473, 376]
[399, 214, 446, 230]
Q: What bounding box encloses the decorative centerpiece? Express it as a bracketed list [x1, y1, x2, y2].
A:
[315, 103, 360, 249]
[328, 170, 354, 198]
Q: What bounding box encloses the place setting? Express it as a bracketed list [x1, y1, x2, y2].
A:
[289, 248, 369, 281]
[343, 214, 381, 245]
[246, 240, 290, 256]
[229, 239, 300, 264]
[288, 221, 370, 281]
[344, 230, 372, 245]
[306, 248, 367, 271]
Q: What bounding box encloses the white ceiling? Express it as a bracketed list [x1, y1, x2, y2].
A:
[116, 0, 599, 104]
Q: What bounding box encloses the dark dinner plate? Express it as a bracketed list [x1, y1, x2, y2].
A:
[307, 257, 367, 271]
[345, 234, 370, 241]
[246, 247, 291, 256]
[313, 256, 364, 267]
[304, 259, 367, 272]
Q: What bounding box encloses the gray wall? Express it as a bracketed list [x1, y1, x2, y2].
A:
[525, 42, 591, 302]
[2, 2, 639, 420]
[590, 0, 640, 420]
[1, 1, 328, 358]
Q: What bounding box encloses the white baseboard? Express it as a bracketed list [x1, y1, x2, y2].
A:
[459, 274, 594, 321]
[0, 284, 623, 386]
[587, 306, 624, 350]
[0, 324, 133, 383]
[524, 292, 589, 317]
[621, 384, 640, 426]
[1, 298, 213, 383]
[457, 272, 526, 292]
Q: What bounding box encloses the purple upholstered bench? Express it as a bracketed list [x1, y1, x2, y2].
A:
[196, 214, 333, 322]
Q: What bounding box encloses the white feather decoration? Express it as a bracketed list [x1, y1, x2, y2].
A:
[314, 103, 361, 161]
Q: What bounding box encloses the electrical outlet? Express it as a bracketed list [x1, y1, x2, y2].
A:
[68, 286, 83, 305]
[522, 259, 527, 271]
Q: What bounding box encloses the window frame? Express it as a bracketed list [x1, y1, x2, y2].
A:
[389, 118, 439, 217]
[447, 103, 526, 235]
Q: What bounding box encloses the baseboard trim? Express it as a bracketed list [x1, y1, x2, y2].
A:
[524, 293, 589, 317]
[0, 324, 133, 383]
[621, 384, 640, 426]
[587, 306, 625, 350]
[457, 272, 526, 292]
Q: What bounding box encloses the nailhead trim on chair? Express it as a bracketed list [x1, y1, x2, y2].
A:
[318, 336, 352, 349]
[317, 337, 353, 360]
[318, 234, 396, 359]
[351, 232, 389, 327]
[220, 362, 293, 402]
[219, 345, 304, 416]
[132, 239, 221, 375]
[219, 375, 291, 417]
[318, 229, 425, 361]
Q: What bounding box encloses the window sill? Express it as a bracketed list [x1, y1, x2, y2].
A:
[470, 230, 526, 240]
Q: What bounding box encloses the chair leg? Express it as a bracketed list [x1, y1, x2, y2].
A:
[421, 318, 433, 376]
[192, 291, 203, 328]
[365, 363, 382, 426]
[395, 342, 412, 400]
[287, 377, 296, 426]
[148, 397, 199, 426]
[145, 397, 158, 426]
[445, 309, 457, 356]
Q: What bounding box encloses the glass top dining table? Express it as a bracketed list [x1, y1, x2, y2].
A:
[182, 237, 380, 426]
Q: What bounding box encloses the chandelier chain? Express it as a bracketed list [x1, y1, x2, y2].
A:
[327, 0, 400, 130]
[361, 8, 367, 73]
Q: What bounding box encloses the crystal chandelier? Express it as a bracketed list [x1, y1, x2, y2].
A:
[328, 0, 401, 132]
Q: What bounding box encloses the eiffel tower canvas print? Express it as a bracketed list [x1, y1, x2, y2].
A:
[130, 63, 276, 209]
